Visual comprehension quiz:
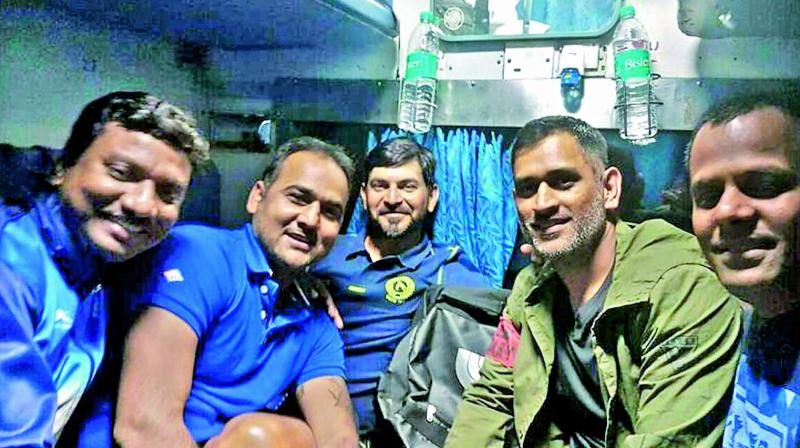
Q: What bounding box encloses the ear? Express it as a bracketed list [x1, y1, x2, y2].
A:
[427, 184, 440, 213]
[50, 165, 65, 186]
[246, 180, 267, 214]
[602, 167, 623, 212]
[359, 184, 367, 210]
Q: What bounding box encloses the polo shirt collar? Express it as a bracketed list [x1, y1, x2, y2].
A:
[241, 223, 273, 276]
[351, 228, 434, 270]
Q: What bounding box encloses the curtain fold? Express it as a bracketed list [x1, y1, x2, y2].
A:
[348, 128, 516, 288]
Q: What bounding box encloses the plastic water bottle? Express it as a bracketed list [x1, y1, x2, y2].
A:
[613, 5, 658, 144]
[398, 12, 442, 134]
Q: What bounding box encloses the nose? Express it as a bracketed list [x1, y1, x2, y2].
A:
[384, 186, 402, 206]
[712, 184, 757, 224]
[532, 183, 558, 214]
[297, 202, 321, 229]
[121, 180, 159, 217]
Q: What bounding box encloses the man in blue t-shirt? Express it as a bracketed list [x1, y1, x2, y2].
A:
[0, 91, 208, 447]
[114, 137, 360, 448]
[688, 90, 800, 448]
[312, 137, 491, 443]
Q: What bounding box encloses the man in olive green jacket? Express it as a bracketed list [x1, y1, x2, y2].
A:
[447, 116, 741, 447]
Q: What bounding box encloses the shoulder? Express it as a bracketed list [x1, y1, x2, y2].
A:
[312, 234, 362, 272]
[437, 245, 492, 287]
[504, 264, 556, 322]
[616, 219, 712, 273]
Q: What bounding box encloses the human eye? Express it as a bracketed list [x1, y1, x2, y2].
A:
[158, 184, 185, 205]
[286, 190, 309, 205]
[736, 170, 798, 200]
[322, 205, 343, 222]
[369, 181, 388, 192]
[514, 180, 538, 199]
[107, 162, 134, 181]
[401, 182, 419, 192]
[691, 181, 724, 209]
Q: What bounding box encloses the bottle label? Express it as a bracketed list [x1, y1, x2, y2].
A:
[405, 50, 438, 81]
[615, 49, 651, 81]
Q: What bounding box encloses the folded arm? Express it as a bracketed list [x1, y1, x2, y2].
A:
[114, 307, 199, 448]
[297, 376, 359, 448]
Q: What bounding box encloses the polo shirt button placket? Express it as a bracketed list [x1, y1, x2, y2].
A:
[259, 282, 276, 344]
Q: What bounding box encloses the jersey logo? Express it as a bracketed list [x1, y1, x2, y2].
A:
[486, 317, 521, 368]
[163, 269, 184, 282]
[384, 275, 416, 304]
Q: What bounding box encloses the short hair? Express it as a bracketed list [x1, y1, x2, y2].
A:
[364, 137, 436, 189]
[60, 91, 209, 171]
[512, 116, 608, 175]
[685, 89, 800, 168]
[260, 136, 355, 188]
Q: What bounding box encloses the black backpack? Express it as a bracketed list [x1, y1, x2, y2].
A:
[377, 285, 509, 448]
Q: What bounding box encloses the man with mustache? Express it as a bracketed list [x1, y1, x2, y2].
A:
[687, 92, 800, 448]
[114, 137, 359, 448]
[447, 116, 741, 447]
[0, 91, 209, 447]
[312, 137, 490, 446]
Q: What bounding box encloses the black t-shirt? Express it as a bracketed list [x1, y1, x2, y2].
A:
[549, 273, 612, 448]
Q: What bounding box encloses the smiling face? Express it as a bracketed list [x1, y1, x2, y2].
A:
[690, 107, 800, 291]
[513, 132, 620, 263]
[247, 150, 349, 271]
[361, 160, 439, 241]
[56, 122, 192, 262]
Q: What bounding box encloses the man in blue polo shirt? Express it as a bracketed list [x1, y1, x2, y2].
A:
[312, 137, 490, 444]
[114, 137, 359, 448]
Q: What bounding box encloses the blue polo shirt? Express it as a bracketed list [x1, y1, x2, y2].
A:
[128, 223, 345, 443]
[311, 232, 490, 432]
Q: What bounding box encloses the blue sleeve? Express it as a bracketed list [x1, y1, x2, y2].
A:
[0, 261, 56, 448]
[296, 311, 346, 387]
[127, 227, 230, 338]
[443, 253, 493, 288]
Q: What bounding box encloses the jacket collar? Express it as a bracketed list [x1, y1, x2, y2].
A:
[36, 193, 104, 296]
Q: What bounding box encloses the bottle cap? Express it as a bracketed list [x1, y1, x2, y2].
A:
[420, 11, 435, 23]
[620, 5, 635, 19]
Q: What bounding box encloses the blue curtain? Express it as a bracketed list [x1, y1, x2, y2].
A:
[347, 128, 517, 288]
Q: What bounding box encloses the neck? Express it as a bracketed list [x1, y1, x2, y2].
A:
[364, 228, 423, 261]
[556, 221, 616, 311]
[733, 279, 799, 319]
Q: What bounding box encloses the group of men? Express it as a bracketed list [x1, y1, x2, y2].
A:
[0, 87, 797, 448]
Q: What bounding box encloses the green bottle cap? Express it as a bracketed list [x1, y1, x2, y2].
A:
[420, 11, 435, 23]
[620, 5, 636, 19]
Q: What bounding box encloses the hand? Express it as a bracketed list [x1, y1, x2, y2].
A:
[324, 292, 344, 330]
[520, 243, 538, 263]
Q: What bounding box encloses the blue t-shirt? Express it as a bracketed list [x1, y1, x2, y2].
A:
[0, 194, 106, 447]
[128, 223, 346, 443]
[311, 232, 490, 432]
[723, 311, 800, 448]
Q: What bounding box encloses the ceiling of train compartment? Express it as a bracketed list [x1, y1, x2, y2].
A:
[46, 0, 398, 50]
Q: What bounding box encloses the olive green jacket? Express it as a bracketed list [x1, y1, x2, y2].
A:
[447, 220, 742, 448]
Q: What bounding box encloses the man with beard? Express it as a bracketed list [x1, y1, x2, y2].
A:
[114, 137, 359, 448]
[0, 91, 209, 447]
[447, 116, 741, 447]
[312, 137, 490, 445]
[688, 92, 800, 448]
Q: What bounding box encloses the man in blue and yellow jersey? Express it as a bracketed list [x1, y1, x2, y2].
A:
[313, 137, 491, 445]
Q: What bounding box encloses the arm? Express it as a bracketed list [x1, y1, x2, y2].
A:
[296, 376, 358, 448]
[0, 263, 56, 448]
[623, 265, 742, 448]
[114, 307, 199, 448]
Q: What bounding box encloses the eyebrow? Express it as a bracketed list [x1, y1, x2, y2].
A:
[287, 185, 345, 210]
